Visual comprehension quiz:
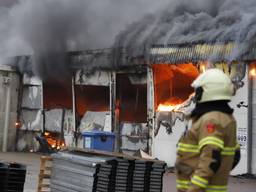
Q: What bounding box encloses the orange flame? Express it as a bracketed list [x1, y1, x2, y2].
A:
[157, 101, 183, 112]
[157, 104, 177, 112]
[250, 68, 256, 77]
[15, 121, 21, 128]
[157, 97, 184, 112]
[44, 132, 65, 149]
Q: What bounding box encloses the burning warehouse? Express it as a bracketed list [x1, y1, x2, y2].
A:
[0, 41, 251, 176]
[1, 0, 256, 181]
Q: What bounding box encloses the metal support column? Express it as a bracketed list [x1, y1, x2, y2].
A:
[72, 76, 77, 147]
[147, 67, 155, 156]
[110, 72, 120, 152]
[2, 75, 12, 152]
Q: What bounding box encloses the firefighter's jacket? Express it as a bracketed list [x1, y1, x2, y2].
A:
[175, 111, 240, 192]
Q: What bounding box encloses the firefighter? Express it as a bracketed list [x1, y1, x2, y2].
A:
[175, 68, 241, 192]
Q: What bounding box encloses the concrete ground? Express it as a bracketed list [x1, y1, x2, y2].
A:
[162, 172, 256, 192]
[0, 152, 256, 192]
[0, 152, 41, 192]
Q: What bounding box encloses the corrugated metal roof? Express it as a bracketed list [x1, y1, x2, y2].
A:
[150, 42, 256, 64]
[13, 42, 256, 74]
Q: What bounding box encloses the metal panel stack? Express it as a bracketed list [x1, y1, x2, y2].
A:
[0, 162, 27, 192]
[50, 151, 166, 192]
[132, 160, 152, 192]
[94, 160, 117, 192]
[149, 163, 166, 192]
[50, 152, 113, 192]
[114, 158, 133, 192]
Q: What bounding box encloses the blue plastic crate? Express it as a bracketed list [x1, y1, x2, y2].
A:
[82, 131, 115, 152]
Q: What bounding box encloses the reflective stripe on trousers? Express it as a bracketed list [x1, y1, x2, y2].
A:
[176, 179, 227, 192]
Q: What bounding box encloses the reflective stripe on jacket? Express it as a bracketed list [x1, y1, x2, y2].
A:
[175, 111, 239, 192]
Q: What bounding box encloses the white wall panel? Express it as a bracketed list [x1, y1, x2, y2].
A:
[230, 69, 248, 175]
[251, 74, 256, 174]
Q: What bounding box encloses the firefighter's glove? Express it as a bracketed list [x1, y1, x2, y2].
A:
[187, 184, 205, 192]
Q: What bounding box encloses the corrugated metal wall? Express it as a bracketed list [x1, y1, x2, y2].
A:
[0, 69, 20, 151]
[17, 74, 42, 151]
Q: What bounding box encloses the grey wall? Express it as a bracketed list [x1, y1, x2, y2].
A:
[0, 70, 20, 151]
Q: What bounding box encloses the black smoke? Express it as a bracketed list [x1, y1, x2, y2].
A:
[0, 0, 169, 81]
[2, 0, 255, 80]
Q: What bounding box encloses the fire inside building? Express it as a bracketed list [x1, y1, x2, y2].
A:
[0, 42, 255, 175]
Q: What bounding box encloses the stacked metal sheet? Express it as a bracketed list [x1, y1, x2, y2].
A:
[50, 151, 166, 192]
[114, 158, 132, 192]
[149, 163, 166, 192]
[50, 152, 114, 192]
[132, 160, 152, 192]
[0, 162, 27, 192]
[94, 161, 117, 192]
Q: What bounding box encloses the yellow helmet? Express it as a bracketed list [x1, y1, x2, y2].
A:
[191, 68, 234, 103]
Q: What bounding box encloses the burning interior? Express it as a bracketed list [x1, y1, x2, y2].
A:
[152, 63, 200, 136]
[42, 81, 72, 150]
[153, 63, 199, 111]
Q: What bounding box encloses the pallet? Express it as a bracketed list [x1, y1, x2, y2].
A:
[37, 156, 53, 192]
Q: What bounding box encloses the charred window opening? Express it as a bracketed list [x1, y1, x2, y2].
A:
[75, 85, 110, 118]
[116, 73, 147, 123]
[43, 82, 72, 109]
[152, 63, 199, 111]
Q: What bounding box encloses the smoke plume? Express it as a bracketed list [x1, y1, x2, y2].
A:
[2, 0, 255, 80]
[0, 0, 169, 81]
[115, 0, 256, 61]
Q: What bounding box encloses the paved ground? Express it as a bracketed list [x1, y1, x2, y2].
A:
[162, 172, 256, 192]
[0, 152, 256, 192]
[0, 152, 41, 192]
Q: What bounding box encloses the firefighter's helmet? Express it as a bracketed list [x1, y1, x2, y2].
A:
[191, 68, 234, 103]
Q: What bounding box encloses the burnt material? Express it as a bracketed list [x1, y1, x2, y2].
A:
[35, 135, 57, 154]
